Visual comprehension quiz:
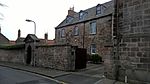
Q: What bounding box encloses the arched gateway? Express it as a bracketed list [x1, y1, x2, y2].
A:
[26, 45, 32, 65]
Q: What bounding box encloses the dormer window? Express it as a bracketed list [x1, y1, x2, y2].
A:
[79, 11, 84, 20]
[66, 16, 73, 23]
[96, 4, 101, 15]
[79, 10, 87, 20]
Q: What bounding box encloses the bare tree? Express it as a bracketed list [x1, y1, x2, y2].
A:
[0, 3, 7, 20]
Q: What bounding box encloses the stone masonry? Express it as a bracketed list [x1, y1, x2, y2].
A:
[0, 34, 78, 71]
[0, 48, 25, 63]
[35, 45, 76, 71]
[105, 0, 150, 83]
[55, 1, 113, 60]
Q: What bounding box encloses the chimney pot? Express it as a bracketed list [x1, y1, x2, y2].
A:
[18, 29, 21, 38]
[44, 33, 48, 40]
[68, 7, 75, 17]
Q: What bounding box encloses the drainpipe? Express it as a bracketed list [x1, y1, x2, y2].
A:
[33, 39, 36, 67]
[115, 0, 120, 81]
[111, 13, 114, 41]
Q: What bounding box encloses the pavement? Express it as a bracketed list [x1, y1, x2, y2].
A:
[0, 62, 127, 84]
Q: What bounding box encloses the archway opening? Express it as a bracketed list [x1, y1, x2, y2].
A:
[26, 45, 32, 65]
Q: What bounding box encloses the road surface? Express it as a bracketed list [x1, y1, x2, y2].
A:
[0, 66, 60, 84]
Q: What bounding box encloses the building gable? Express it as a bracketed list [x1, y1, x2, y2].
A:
[24, 34, 39, 43]
[0, 33, 9, 44]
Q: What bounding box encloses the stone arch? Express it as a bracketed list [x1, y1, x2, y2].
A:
[26, 45, 32, 65]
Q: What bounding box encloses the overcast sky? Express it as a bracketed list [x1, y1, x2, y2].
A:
[0, 0, 111, 40]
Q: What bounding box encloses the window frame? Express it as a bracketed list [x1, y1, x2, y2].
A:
[66, 16, 73, 23]
[91, 44, 96, 54]
[57, 29, 61, 38]
[61, 29, 65, 38]
[79, 10, 86, 20]
[73, 26, 79, 36]
[89, 21, 97, 35]
[96, 4, 103, 15]
[79, 12, 83, 20]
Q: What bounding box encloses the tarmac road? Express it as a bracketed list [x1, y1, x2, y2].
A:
[0, 66, 61, 84]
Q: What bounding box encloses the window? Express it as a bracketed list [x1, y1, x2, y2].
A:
[79, 10, 87, 20]
[66, 16, 73, 23]
[96, 5, 101, 15]
[90, 21, 96, 34]
[91, 44, 96, 54]
[74, 26, 79, 35]
[79, 12, 84, 20]
[57, 30, 61, 38]
[61, 29, 65, 37]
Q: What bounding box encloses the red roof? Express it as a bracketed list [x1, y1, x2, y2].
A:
[47, 40, 55, 45]
[9, 40, 16, 45]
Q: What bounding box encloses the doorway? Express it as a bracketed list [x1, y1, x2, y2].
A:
[75, 48, 87, 69]
[26, 45, 32, 65]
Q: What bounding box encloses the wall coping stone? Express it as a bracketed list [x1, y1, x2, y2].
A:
[36, 44, 78, 48]
[0, 44, 25, 50]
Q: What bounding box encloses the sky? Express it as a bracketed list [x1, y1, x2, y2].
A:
[0, 0, 111, 40]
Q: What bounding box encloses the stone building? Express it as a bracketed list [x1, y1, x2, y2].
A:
[105, 0, 150, 83]
[55, 1, 113, 57]
[0, 28, 9, 44]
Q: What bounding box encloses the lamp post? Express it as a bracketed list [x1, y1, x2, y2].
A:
[25, 19, 36, 66]
[25, 19, 36, 35]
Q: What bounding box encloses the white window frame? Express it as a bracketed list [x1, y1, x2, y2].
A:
[90, 21, 97, 34]
[74, 26, 79, 36]
[79, 12, 84, 20]
[91, 44, 96, 54]
[61, 29, 65, 37]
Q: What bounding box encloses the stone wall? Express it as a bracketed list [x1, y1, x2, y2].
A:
[35, 45, 76, 71]
[119, 0, 150, 83]
[0, 43, 77, 71]
[105, 0, 150, 83]
[120, 36, 150, 83]
[0, 48, 25, 64]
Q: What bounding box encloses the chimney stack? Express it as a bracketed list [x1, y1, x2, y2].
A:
[44, 33, 48, 40]
[18, 29, 21, 38]
[68, 7, 75, 17]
